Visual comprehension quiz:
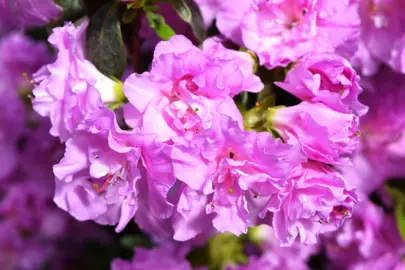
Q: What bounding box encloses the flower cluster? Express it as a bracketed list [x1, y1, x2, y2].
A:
[29, 0, 363, 249]
[0, 30, 109, 269]
[3, 0, 405, 269]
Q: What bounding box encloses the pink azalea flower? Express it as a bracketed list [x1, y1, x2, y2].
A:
[359, 67, 405, 180]
[217, 0, 360, 69]
[0, 0, 61, 31]
[228, 225, 318, 270]
[359, 0, 405, 74]
[111, 242, 203, 270]
[195, 0, 220, 28]
[53, 104, 176, 232]
[123, 35, 262, 142]
[276, 53, 368, 116]
[171, 115, 305, 236]
[351, 39, 381, 77]
[32, 21, 123, 142]
[325, 198, 405, 270]
[272, 161, 357, 246]
[268, 102, 360, 165]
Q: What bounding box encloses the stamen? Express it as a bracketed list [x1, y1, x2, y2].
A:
[93, 174, 114, 194]
[349, 131, 360, 139]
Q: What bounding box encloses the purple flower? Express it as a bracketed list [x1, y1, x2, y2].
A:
[32, 21, 123, 141]
[111, 242, 201, 270]
[276, 53, 368, 116]
[225, 256, 273, 270]
[0, 0, 61, 32]
[171, 115, 305, 236]
[0, 32, 51, 88]
[233, 225, 319, 270]
[216, 0, 253, 45]
[359, 0, 405, 74]
[194, 0, 219, 28]
[325, 198, 405, 270]
[0, 33, 51, 181]
[268, 102, 360, 165]
[358, 67, 405, 180]
[350, 39, 381, 77]
[53, 109, 144, 232]
[123, 35, 262, 142]
[272, 161, 357, 245]
[217, 0, 360, 68]
[54, 105, 177, 233]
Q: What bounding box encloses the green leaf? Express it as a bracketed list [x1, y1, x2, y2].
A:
[243, 95, 276, 132]
[385, 181, 405, 242]
[55, 0, 83, 15]
[86, 2, 127, 78]
[146, 11, 176, 41]
[169, 0, 206, 41]
[120, 235, 154, 250]
[169, 0, 191, 22]
[122, 7, 138, 24]
[187, 232, 248, 270]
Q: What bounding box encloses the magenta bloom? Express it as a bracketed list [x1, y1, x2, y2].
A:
[276, 53, 368, 116]
[232, 225, 319, 270]
[194, 0, 219, 28]
[0, 33, 51, 181]
[111, 242, 202, 270]
[273, 162, 357, 246]
[359, 0, 405, 74]
[325, 198, 405, 270]
[33, 21, 122, 142]
[359, 67, 405, 180]
[269, 102, 360, 165]
[218, 0, 360, 68]
[124, 35, 262, 142]
[53, 123, 142, 232]
[171, 115, 305, 236]
[350, 39, 381, 77]
[0, 0, 61, 32]
[53, 106, 176, 232]
[216, 0, 253, 44]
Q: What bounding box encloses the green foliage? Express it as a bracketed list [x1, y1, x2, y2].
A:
[120, 235, 154, 250]
[145, 10, 176, 40]
[188, 232, 248, 270]
[86, 2, 127, 78]
[385, 180, 405, 242]
[168, 0, 206, 41]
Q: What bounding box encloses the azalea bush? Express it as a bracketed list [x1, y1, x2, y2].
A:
[1, 0, 405, 269]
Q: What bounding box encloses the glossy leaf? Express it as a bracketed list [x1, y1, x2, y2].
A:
[385, 181, 405, 242]
[169, 0, 205, 41]
[146, 11, 176, 41]
[86, 2, 127, 78]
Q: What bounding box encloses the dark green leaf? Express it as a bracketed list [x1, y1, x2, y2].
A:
[169, 0, 205, 41]
[122, 8, 138, 24]
[146, 11, 176, 41]
[385, 181, 405, 242]
[120, 235, 153, 250]
[86, 2, 127, 78]
[82, 0, 112, 16]
[183, 0, 205, 41]
[169, 0, 191, 22]
[54, 0, 86, 25]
